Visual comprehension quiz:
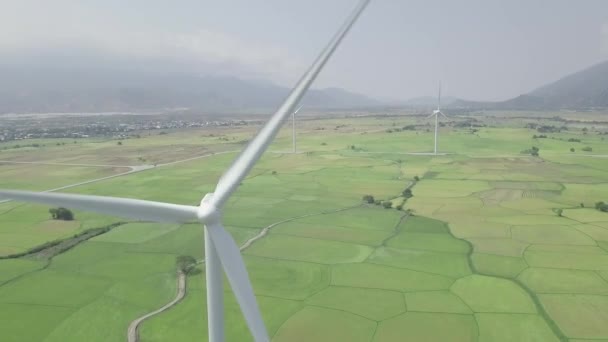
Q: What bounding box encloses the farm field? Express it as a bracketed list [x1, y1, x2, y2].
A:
[1, 112, 608, 341]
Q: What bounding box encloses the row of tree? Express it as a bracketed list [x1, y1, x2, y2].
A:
[362, 176, 419, 211]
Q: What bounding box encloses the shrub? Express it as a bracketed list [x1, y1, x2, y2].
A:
[582, 146, 593, 152]
[570, 148, 575, 152]
[362, 195, 375, 204]
[402, 188, 413, 198]
[521, 146, 540, 157]
[382, 201, 392, 209]
[49, 207, 74, 221]
[176, 255, 197, 274]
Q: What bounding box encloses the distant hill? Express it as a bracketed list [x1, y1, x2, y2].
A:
[403, 96, 459, 107]
[453, 60, 608, 110]
[0, 68, 380, 114]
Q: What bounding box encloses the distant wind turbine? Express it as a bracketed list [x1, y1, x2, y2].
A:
[0, 1, 371, 341]
[427, 82, 447, 155]
[292, 105, 302, 154]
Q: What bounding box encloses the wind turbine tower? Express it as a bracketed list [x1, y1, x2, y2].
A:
[428, 83, 447, 155]
[292, 106, 302, 154]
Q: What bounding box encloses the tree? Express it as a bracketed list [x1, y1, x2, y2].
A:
[395, 204, 404, 211]
[413, 176, 420, 182]
[362, 195, 375, 204]
[50, 207, 74, 221]
[402, 188, 413, 198]
[176, 255, 197, 274]
[49, 208, 58, 219]
[555, 208, 563, 217]
[531, 146, 540, 157]
[596, 202, 608, 212]
[582, 146, 593, 152]
[382, 201, 392, 209]
[117, 141, 123, 146]
[570, 148, 575, 152]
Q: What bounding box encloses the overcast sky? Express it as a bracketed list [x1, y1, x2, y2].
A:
[1, 0, 607, 101]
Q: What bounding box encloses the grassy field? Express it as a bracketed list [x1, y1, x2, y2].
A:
[1, 112, 608, 341]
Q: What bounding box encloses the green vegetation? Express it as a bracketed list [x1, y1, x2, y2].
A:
[361, 194, 374, 203]
[596, 201, 608, 212]
[176, 255, 197, 274]
[49, 207, 74, 221]
[1, 113, 607, 341]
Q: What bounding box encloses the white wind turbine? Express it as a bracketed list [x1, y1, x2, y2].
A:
[0, 1, 371, 341]
[427, 82, 447, 155]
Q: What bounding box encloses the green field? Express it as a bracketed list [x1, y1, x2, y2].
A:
[1, 113, 608, 341]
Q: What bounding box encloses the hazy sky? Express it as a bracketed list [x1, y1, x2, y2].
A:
[1, 0, 607, 101]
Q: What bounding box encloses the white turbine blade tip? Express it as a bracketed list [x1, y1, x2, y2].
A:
[206, 223, 269, 342]
[0, 190, 199, 223]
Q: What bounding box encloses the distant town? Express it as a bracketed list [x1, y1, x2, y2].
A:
[0, 115, 260, 143]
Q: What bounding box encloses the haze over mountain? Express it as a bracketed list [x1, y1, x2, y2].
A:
[454, 60, 608, 110]
[402, 96, 458, 107]
[0, 67, 379, 114]
[2, 1, 607, 103]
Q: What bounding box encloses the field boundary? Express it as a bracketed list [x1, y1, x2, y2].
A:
[128, 203, 362, 342]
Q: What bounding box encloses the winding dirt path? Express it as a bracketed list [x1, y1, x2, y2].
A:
[128, 204, 360, 342]
[127, 271, 186, 342]
[0, 151, 238, 204]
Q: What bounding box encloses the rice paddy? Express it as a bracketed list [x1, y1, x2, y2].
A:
[1, 113, 607, 341]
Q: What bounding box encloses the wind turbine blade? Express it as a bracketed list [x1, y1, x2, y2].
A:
[439, 111, 448, 118]
[293, 105, 303, 116]
[426, 112, 437, 119]
[205, 222, 269, 342]
[0, 190, 198, 223]
[211, 0, 370, 208]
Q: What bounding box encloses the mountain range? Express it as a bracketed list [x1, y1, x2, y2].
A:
[454, 60, 608, 110]
[0, 59, 607, 114]
[0, 68, 379, 114]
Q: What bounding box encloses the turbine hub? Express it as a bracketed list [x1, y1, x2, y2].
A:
[198, 193, 221, 223]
